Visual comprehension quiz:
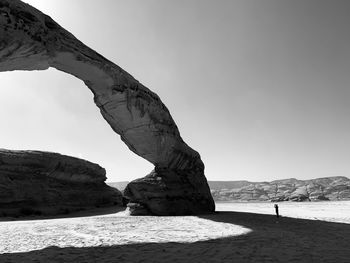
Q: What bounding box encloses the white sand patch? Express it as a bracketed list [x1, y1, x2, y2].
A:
[0, 213, 251, 254]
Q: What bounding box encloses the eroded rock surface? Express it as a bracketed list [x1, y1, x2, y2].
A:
[0, 0, 214, 215]
[0, 149, 122, 217]
[210, 176, 350, 202]
[0, 149, 107, 183]
[125, 169, 216, 215]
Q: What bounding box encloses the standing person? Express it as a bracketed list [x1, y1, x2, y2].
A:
[274, 204, 279, 218]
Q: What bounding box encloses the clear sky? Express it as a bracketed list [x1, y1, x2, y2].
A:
[1, 0, 350, 182]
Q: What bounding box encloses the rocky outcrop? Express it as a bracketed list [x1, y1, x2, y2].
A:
[0, 0, 214, 215]
[0, 149, 107, 183]
[210, 176, 350, 202]
[125, 169, 216, 215]
[0, 149, 122, 217]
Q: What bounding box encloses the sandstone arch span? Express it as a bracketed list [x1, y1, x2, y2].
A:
[0, 0, 215, 215]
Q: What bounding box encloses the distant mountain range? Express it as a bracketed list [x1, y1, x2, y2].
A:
[209, 176, 350, 202]
[108, 176, 350, 202]
[107, 181, 129, 192]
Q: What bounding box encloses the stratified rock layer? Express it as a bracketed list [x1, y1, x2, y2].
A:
[210, 176, 350, 202]
[0, 0, 214, 215]
[0, 149, 122, 216]
[0, 149, 107, 183]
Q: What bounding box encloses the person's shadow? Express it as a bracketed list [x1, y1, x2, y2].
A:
[1, 211, 349, 263]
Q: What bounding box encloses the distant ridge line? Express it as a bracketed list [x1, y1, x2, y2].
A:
[108, 176, 350, 202]
[108, 176, 349, 190]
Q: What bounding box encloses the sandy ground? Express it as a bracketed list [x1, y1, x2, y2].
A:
[0, 203, 349, 263]
[216, 200, 350, 224]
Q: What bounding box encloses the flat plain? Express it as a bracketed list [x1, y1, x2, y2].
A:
[216, 200, 350, 224]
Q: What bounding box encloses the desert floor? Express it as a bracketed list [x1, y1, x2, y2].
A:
[216, 200, 350, 224]
[0, 202, 349, 263]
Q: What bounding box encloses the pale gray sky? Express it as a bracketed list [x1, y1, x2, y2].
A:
[1, 0, 350, 182]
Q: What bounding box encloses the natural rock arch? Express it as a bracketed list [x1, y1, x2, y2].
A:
[0, 0, 214, 215]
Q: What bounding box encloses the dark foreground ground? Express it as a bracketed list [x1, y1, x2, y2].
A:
[0, 209, 349, 263]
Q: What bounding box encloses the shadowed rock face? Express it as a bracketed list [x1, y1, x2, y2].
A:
[0, 0, 215, 215]
[0, 149, 107, 183]
[0, 149, 122, 217]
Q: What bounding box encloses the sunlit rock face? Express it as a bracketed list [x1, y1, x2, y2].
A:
[0, 149, 122, 217]
[210, 177, 350, 202]
[0, 0, 215, 215]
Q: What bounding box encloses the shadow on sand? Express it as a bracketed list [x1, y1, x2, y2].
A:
[1, 211, 349, 262]
[0, 206, 126, 222]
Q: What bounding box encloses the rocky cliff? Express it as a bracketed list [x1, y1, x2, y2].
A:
[210, 176, 350, 202]
[0, 149, 122, 217]
[0, 0, 214, 215]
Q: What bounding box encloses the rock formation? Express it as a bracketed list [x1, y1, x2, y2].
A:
[0, 149, 122, 217]
[0, 0, 214, 215]
[209, 176, 350, 202]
